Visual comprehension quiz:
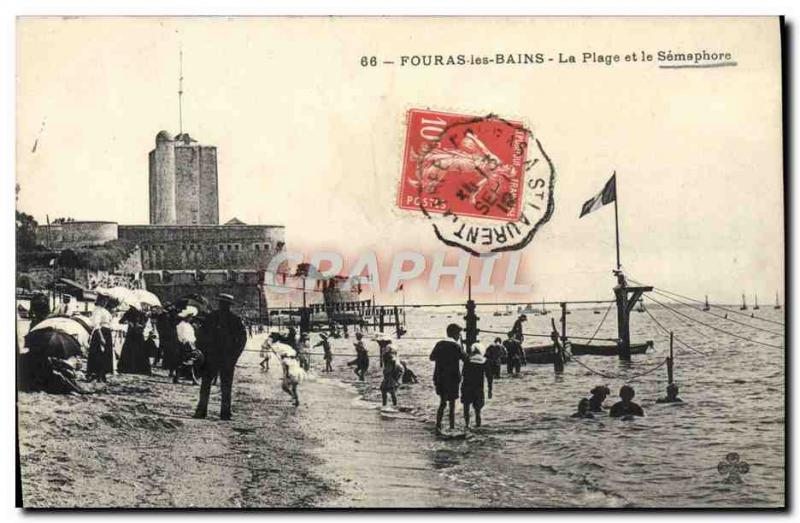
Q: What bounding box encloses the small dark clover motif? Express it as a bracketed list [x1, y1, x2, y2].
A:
[717, 452, 750, 484]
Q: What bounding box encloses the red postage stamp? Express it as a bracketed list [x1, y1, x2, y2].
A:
[397, 108, 529, 222]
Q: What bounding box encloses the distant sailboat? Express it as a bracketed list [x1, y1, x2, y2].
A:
[522, 303, 536, 314]
[754, 294, 760, 310]
[541, 298, 549, 316]
[740, 294, 748, 311]
[775, 292, 782, 310]
[703, 295, 710, 311]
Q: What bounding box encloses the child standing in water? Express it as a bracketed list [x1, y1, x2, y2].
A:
[314, 333, 333, 373]
[347, 332, 369, 381]
[380, 347, 404, 407]
[461, 343, 488, 429]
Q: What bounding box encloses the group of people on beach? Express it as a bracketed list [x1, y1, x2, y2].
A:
[260, 327, 421, 409]
[23, 289, 686, 431]
[21, 290, 250, 421]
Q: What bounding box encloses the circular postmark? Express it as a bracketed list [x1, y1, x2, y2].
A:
[397, 109, 555, 256]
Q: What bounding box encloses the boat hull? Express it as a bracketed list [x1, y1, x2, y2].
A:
[503, 340, 653, 365]
[524, 345, 559, 364]
[570, 341, 652, 356]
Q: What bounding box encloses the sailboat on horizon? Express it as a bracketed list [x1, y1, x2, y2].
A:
[775, 292, 782, 310]
[754, 294, 760, 310]
[740, 293, 748, 311]
[703, 295, 710, 311]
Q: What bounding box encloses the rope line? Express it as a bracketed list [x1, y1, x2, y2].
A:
[584, 302, 614, 346]
[264, 299, 618, 312]
[243, 348, 434, 358]
[570, 355, 668, 382]
[641, 304, 709, 357]
[627, 277, 785, 327]
[642, 286, 785, 337]
[479, 328, 618, 342]
[644, 295, 783, 349]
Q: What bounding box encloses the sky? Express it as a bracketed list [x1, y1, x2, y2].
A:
[15, 17, 784, 305]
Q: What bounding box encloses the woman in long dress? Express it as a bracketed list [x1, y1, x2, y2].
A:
[174, 306, 201, 384]
[86, 295, 114, 382]
[117, 306, 151, 375]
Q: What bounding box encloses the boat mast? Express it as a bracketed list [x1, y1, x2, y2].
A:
[613, 172, 621, 271]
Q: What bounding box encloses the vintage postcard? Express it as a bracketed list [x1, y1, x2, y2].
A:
[14, 16, 785, 509]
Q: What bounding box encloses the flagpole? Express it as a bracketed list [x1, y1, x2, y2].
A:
[613, 172, 620, 271]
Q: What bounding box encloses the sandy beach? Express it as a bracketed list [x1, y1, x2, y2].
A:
[17, 332, 481, 508]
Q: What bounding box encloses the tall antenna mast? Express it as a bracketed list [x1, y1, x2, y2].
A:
[178, 46, 184, 135]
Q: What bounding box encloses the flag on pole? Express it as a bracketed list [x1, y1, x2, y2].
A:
[579, 173, 616, 218]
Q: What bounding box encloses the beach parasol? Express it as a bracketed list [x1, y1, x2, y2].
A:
[29, 316, 92, 349]
[24, 327, 83, 359]
[132, 289, 162, 308]
[96, 286, 138, 308]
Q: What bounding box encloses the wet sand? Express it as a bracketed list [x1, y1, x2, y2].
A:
[298, 376, 484, 508]
[17, 333, 481, 508]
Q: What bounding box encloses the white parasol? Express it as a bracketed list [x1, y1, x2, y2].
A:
[132, 289, 162, 308]
[29, 316, 93, 349]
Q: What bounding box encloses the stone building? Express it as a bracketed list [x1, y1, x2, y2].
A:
[34, 130, 286, 319]
[141, 269, 266, 320]
[118, 220, 284, 271]
[149, 131, 219, 225]
[35, 221, 118, 249]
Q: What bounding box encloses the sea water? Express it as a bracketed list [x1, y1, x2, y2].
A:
[328, 305, 785, 508]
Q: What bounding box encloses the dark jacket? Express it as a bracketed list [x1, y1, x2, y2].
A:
[485, 343, 507, 366]
[197, 309, 247, 374]
[430, 339, 464, 400]
[461, 358, 486, 405]
[503, 339, 523, 362]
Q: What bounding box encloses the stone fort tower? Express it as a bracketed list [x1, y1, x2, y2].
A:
[149, 130, 219, 225]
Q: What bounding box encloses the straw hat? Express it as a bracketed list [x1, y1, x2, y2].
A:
[217, 293, 235, 304]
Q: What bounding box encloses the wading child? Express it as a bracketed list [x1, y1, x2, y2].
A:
[297, 333, 311, 371]
[347, 332, 369, 381]
[461, 343, 487, 429]
[484, 337, 506, 399]
[315, 333, 333, 372]
[503, 331, 523, 376]
[380, 350, 404, 407]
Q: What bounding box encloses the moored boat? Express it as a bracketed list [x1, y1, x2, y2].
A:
[570, 340, 652, 356]
[523, 344, 559, 364]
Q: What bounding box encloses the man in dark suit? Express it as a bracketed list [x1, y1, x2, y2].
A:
[193, 294, 247, 421]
